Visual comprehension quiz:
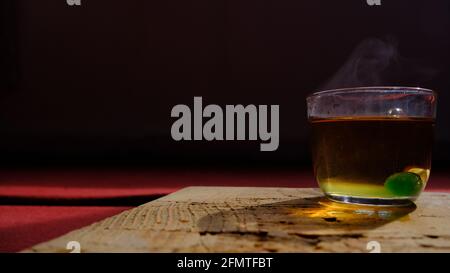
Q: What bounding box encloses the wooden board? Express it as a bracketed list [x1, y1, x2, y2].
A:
[25, 187, 450, 253]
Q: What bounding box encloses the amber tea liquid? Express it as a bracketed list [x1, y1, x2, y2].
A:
[311, 117, 434, 204]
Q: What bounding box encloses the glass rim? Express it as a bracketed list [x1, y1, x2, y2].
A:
[307, 86, 437, 99]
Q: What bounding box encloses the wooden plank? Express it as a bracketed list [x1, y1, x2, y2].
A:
[25, 187, 450, 253]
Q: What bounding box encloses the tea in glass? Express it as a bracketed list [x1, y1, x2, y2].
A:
[307, 87, 437, 205]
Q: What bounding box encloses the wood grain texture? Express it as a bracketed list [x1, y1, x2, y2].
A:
[25, 187, 450, 253]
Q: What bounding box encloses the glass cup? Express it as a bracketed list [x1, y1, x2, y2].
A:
[307, 87, 437, 206]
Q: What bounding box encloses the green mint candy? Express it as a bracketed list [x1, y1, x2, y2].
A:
[384, 172, 423, 196]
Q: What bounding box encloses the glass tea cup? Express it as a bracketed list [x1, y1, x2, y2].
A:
[306, 87, 437, 206]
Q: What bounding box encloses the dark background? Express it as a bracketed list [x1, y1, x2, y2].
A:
[1, 0, 449, 168]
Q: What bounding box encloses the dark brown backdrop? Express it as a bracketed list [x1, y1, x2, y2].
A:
[1, 0, 449, 167]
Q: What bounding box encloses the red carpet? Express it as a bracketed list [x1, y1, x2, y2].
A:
[0, 169, 449, 252]
[0, 206, 130, 253]
[0, 169, 315, 200]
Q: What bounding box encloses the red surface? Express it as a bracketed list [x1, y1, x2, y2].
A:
[0, 169, 449, 252]
[0, 170, 315, 199]
[0, 206, 130, 253]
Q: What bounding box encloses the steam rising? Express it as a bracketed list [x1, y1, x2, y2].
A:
[320, 37, 437, 90]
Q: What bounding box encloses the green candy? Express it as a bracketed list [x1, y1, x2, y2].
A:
[384, 172, 423, 196]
